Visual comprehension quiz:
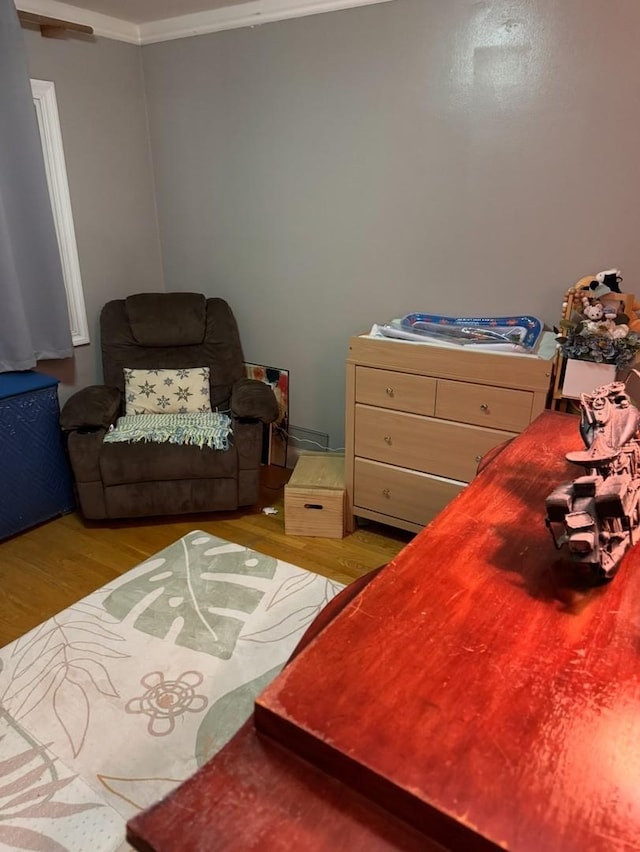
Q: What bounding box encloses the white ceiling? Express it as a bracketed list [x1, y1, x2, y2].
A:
[16, 0, 394, 44]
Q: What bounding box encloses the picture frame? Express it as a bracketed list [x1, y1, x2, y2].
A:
[245, 363, 289, 467]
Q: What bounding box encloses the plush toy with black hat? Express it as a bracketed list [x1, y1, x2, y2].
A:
[590, 268, 623, 297]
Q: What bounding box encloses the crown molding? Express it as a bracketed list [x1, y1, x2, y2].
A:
[15, 0, 394, 45]
[138, 0, 395, 45]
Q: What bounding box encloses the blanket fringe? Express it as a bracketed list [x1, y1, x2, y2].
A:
[104, 412, 232, 451]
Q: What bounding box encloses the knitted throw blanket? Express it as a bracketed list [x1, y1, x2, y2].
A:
[104, 412, 233, 450]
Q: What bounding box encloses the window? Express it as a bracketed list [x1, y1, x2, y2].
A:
[31, 78, 89, 346]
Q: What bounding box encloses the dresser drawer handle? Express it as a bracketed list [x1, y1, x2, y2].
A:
[385, 386, 394, 397]
[382, 488, 391, 498]
[480, 403, 489, 412]
[384, 435, 392, 444]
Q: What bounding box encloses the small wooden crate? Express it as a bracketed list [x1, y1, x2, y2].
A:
[285, 453, 346, 538]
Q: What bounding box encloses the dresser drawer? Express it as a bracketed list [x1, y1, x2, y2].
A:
[435, 379, 534, 432]
[355, 405, 515, 482]
[354, 458, 463, 527]
[355, 366, 436, 415]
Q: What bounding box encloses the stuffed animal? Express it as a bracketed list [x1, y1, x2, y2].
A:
[590, 268, 623, 296]
[582, 298, 604, 321]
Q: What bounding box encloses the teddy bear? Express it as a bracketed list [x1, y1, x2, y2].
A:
[581, 297, 604, 322]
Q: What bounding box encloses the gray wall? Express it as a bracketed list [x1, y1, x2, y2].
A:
[21, 0, 640, 444]
[141, 0, 640, 446]
[23, 29, 164, 401]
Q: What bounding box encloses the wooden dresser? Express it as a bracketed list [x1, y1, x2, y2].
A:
[345, 334, 553, 533]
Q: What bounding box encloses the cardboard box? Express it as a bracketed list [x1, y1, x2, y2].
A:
[285, 453, 345, 538]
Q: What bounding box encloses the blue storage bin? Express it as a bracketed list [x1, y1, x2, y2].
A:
[0, 371, 75, 540]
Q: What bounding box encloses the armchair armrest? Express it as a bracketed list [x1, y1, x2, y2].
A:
[60, 385, 122, 432]
[230, 378, 279, 423]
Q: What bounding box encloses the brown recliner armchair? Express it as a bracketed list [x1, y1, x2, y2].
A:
[60, 293, 279, 520]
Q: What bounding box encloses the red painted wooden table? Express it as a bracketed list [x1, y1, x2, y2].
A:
[128, 411, 640, 851]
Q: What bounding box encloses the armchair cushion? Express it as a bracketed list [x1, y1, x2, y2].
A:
[125, 292, 206, 347]
[100, 439, 237, 485]
[60, 385, 121, 432]
[231, 378, 280, 422]
[124, 367, 211, 415]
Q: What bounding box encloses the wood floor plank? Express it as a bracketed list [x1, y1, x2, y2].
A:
[0, 468, 413, 647]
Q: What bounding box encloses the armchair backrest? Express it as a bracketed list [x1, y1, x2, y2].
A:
[101, 293, 246, 409]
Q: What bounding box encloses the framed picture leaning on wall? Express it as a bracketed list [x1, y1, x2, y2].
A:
[245, 363, 289, 466]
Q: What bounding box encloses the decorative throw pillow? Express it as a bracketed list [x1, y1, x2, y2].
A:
[124, 367, 212, 415]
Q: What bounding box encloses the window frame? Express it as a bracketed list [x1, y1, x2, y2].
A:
[31, 78, 89, 346]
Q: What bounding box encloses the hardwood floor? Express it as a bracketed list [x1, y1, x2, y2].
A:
[0, 466, 414, 647]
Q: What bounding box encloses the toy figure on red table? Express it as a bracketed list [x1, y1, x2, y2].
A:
[545, 379, 640, 581]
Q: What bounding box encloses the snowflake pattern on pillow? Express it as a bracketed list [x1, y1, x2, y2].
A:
[124, 367, 212, 415]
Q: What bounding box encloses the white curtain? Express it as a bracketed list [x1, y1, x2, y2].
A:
[0, 0, 73, 372]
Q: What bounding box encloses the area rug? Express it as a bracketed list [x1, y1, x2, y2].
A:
[0, 531, 344, 851]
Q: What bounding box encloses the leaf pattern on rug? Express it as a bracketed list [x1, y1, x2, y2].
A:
[194, 665, 281, 767]
[242, 577, 344, 644]
[97, 774, 183, 811]
[0, 710, 103, 852]
[0, 824, 67, 851]
[264, 571, 318, 610]
[0, 608, 128, 758]
[102, 535, 280, 660]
